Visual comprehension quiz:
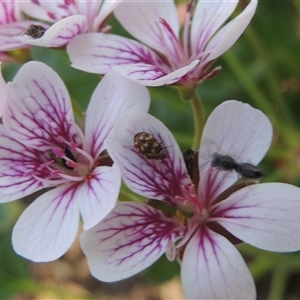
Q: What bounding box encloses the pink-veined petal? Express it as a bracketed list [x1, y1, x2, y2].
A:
[19, 1, 83, 23]
[198, 165, 238, 208]
[12, 184, 80, 262]
[19, 1, 63, 23]
[85, 70, 150, 158]
[206, 0, 258, 61]
[181, 228, 256, 299]
[191, 0, 238, 55]
[114, 1, 179, 53]
[3, 61, 81, 150]
[0, 21, 49, 51]
[67, 33, 166, 74]
[0, 62, 7, 117]
[215, 183, 300, 252]
[0, 0, 20, 23]
[93, 0, 120, 32]
[78, 165, 120, 230]
[67, 33, 199, 86]
[80, 202, 185, 282]
[198, 100, 271, 199]
[112, 60, 199, 87]
[199, 100, 272, 168]
[105, 112, 191, 204]
[15, 15, 87, 48]
[0, 125, 51, 203]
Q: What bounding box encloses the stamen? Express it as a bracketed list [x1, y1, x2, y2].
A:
[57, 136, 64, 143]
[40, 160, 55, 168]
[74, 147, 94, 169]
[71, 121, 89, 151]
[50, 169, 64, 176]
[175, 184, 202, 211]
[52, 144, 80, 169]
[56, 172, 85, 182]
[52, 147, 65, 158]
[70, 141, 77, 151]
[61, 139, 78, 151]
[166, 241, 177, 261]
[42, 164, 84, 182]
[65, 160, 78, 168]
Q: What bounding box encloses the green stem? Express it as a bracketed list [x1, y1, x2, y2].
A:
[190, 91, 205, 149]
[267, 267, 287, 300]
[245, 27, 295, 127]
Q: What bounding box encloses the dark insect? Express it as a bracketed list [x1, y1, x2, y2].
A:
[24, 24, 46, 39]
[134, 132, 166, 160]
[236, 162, 264, 179]
[183, 149, 195, 179]
[62, 147, 77, 170]
[211, 153, 238, 171]
[211, 153, 263, 179]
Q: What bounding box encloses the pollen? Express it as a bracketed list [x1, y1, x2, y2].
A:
[176, 209, 187, 226]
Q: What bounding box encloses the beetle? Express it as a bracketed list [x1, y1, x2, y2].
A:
[134, 132, 166, 160]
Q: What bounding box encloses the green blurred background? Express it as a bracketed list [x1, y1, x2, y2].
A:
[1, 0, 300, 299]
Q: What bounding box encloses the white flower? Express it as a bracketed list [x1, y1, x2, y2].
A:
[0, 0, 49, 53]
[0, 61, 150, 262]
[14, 0, 120, 48]
[67, 0, 257, 87]
[80, 101, 300, 299]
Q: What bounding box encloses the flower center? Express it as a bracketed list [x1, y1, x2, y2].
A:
[30, 134, 96, 186]
[51, 139, 94, 179]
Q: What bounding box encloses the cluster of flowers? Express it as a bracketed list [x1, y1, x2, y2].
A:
[1, 1, 300, 299]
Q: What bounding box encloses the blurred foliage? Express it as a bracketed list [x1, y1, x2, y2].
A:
[1, 0, 300, 299]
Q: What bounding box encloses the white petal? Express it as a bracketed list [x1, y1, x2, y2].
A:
[199, 100, 272, 168]
[0, 1, 20, 23]
[78, 165, 120, 230]
[198, 100, 271, 200]
[81, 202, 185, 282]
[67, 33, 166, 74]
[114, 1, 179, 53]
[3, 61, 80, 150]
[191, 0, 238, 55]
[181, 229, 256, 299]
[15, 15, 87, 48]
[12, 184, 80, 262]
[207, 0, 258, 61]
[105, 112, 191, 204]
[112, 60, 199, 87]
[215, 183, 300, 252]
[0, 62, 7, 117]
[93, 0, 120, 32]
[0, 125, 49, 203]
[19, 2, 59, 23]
[67, 33, 199, 86]
[85, 70, 150, 158]
[198, 164, 238, 207]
